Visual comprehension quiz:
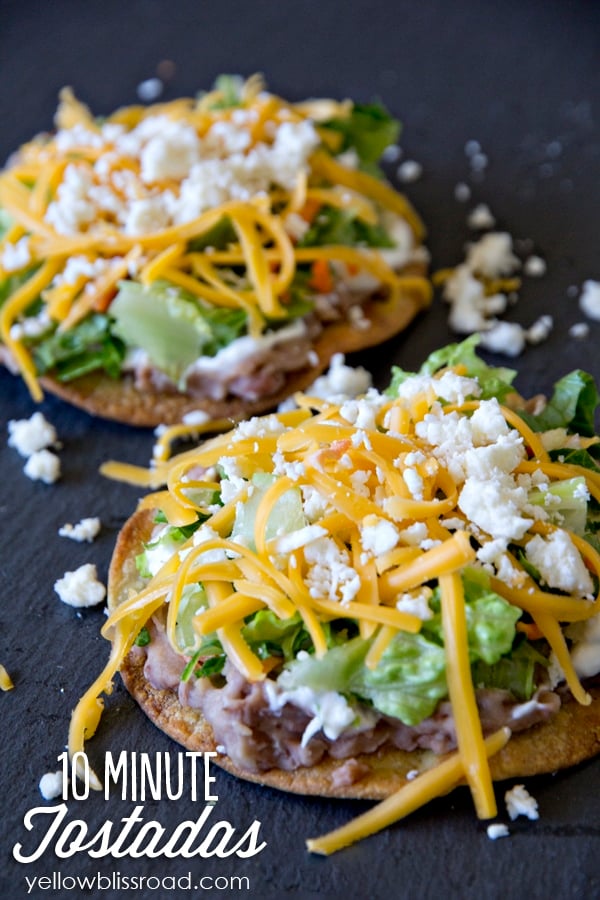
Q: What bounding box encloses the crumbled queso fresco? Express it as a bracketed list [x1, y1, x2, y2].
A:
[38, 770, 64, 801]
[54, 563, 106, 608]
[41, 110, 320, 239]
[440, 231, 553, 356]
[504, 784, 539, 821]
[7, 411, 62, 483]
[58, 517, 102, 543]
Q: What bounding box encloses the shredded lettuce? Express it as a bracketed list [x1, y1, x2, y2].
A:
[298, 205, 394, 249]
[519, 369, 599, 437]
[528, 476, 589, 536]
[387, 335, 517, 402]
[110, 280, 247, 383]
[278, 570, 523, 727]
[321, 102, 401, 172]
[31, 312, 125, 381]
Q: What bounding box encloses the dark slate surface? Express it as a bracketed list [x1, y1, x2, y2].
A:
[1, 1, 600, 897]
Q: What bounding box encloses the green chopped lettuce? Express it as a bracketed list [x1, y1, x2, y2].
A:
[387, 335, 517, 402]
[31, 312, 125, 381]
[298, 205, 394, 249]
[528, 476, 589, 535]
[276, 569, 524, 727]
[350, 632, 448, 725]
[519, 369, 599, 437]
[231, 472, 306, 551]
[110, 280, 247, 383]
[321, 102, 401, 172]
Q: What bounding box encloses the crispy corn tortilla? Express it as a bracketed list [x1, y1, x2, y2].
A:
[109, 508, 600, 800]
[40, 270, 428, 427]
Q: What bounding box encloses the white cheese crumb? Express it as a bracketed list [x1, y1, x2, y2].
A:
[7, 412, 57, 458]
[137, 77, 164, 102]
[478, 321, 526, 357]
[504, 784, 539, 821]
[464, 139, 481, 157]
[569, 322, 589, 339]
[58, 517, 102, 543]
[523, 255, 547, 277]
[381, 144, 402, 163]
[397, 160, 423, 183]
[466, 233, 520, 278]
[360, 516, 399, 556]
[182, 409, 211, 426]
[23, 449, 61, 484]
[467, 203, 495, 230]
[39, 771, 64, 801]
[305, 353, 372, 403]
[487, 823, 510, 840]
[579, 279, 600, 320]
[1, 235, 31, 272]
[525, 530, 593, 597]
[525, 314, 553, 345]
[54, 563, 106, 608]
[454, 182, 471, 202]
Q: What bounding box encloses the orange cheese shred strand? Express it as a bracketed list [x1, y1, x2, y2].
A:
[517, 459, 600, 502]
[69, 618, 147, 790]
[0, 258, 63, 401]
[310, 597, 421, 633]
[204, 581, 265, 682]
[532, 611, 591, 706]
[379, 531, 475, 600]
[194, 592, 265, 634]
[439, 572, 497, 819]
[253, 475, 296, 558]
[306, 727, 511, 855]
[489, 576, 598, 623]
[309, 150, 426, 241]
[365, 625, 397, 669]
[287, 551, 329, 657]
[0, 664, 14, 691]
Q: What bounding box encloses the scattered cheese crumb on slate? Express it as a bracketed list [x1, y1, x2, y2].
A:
[504, 784, 539, 821]
[54, 563, 106, 608]
[39, 771, 64, 800]
[58, 517, 102, 543]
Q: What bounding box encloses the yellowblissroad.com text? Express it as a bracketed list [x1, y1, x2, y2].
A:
[24, 871, 251, 893]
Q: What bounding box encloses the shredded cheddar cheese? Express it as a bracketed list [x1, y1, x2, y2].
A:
[71, 357, 600, 853]
[0, 76, 431, 402]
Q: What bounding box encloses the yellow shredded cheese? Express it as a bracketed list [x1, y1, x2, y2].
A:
[0, 664, 14, 691]
[69, 359, 599, 845]
[0, 77, 430, 403]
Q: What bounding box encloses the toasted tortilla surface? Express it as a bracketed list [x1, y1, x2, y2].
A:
[109, 509, 600, 801]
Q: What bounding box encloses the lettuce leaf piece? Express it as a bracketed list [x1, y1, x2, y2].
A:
[110, 280, 247, 383]
[0, 266, 39, 307]
[321, 102, 400, 172]
[279, 636, 371, 694]
[187, 216, 237, 252]
[387, 335, 517, 402]
[519, 369, 599, 437]
[528, 476, 589, 535]
[31, 312, 125, 381]
[0, 208, 14, 241]
[276, 569, 524, 727]
[424, 570, 522, 665]
[242, 610, 311, 663]
[298, 205, 394, 249]
[350, 632, 447, 725]
[472, 641, 546, 702]
[136, 518, 202, 579]
[204, 74, 245, 110]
